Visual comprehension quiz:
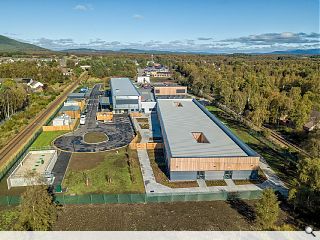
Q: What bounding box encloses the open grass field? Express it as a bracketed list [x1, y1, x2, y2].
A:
[31, 131, 69, 148]
[147, 149, 199, 188]
[63, 147, 144, 194]
[83, 132, 108, 143]
[52, 200, 296, 231]
[206, 105, 297, 187]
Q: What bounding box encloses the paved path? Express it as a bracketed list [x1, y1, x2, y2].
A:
[52, 151, 71, 191]
[224, 179, 236, 187]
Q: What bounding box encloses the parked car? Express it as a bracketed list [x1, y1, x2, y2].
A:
[80, 115, 86, 125]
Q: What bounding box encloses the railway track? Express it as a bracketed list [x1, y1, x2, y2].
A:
[0, 80, 79, 170]
[261, 126, 311, 157]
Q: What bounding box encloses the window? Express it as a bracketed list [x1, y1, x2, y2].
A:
[192, 132, 209, 143]
[155, 89, 160, 94]
[176, 89, 186, 94]
[174, 102, 183, 107]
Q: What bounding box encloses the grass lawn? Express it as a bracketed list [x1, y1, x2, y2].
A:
[206, 105, 298, 187]
[63, 147, 144, 194]
[147, 149, 199, 188]
[31, 131, 69, 148]
[84, 132, 108, 143]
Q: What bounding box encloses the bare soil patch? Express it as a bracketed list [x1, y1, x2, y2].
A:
[68, 152, 107, 171]
[83, 132, 108, 144]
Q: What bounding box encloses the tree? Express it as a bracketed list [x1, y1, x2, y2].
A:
[306, 130, 320, 158]
[255, 188, 280, 230]
[16, 185, 57, 231]
[289, 157, 320, 216]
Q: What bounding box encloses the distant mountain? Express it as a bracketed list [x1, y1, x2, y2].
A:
[267, 48, 320, 55]
[61, 47, 320, 55]
[61, 48, 115, 53]
[0, 35, 49, 53]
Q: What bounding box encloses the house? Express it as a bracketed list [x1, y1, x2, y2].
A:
[157, 98, 260, 181]
[137, 76, 150, 84]
[110, 78, 141, 114]
[27, 79, 44, 92]
[143, 65, 172, 78]
[304, 110, 320, 131]
[80, 65, 91, 71]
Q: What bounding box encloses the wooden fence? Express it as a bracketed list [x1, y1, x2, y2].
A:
[129, 142, 163, 150]
[42, 119, 79, 132]
[96, 112, 113, 121]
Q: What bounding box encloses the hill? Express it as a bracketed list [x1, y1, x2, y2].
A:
[0, 35, 49, 53]
[268, 48, 320, 55]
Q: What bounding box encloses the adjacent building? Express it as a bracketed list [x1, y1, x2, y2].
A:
[154, 84, 188, 99]
[110, 78, 141, 114]
[157, 98, 260, 181]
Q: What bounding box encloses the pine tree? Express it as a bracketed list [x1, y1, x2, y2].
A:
[16, 185, 57, 231]
[255, 188, 280, 230]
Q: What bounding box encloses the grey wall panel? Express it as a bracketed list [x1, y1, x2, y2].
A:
[170, 171, 197, 181]
[205, 171, 225, 180]
[232, 170, 258, 180]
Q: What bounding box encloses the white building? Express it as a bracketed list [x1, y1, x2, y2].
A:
[53, 114, 72, 126]
[137, 76, 150, 84]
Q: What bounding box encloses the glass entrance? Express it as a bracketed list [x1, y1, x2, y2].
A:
[224, 170, 233, 179]
[197, 171, 205, 179]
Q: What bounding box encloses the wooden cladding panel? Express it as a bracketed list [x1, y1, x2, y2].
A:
[154, 86, 187, 96]
[170, 157, 260, 171]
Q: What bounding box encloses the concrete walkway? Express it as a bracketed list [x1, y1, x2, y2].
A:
[224, 179, 236, 187]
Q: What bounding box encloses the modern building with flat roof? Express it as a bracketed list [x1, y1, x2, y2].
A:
[154, 84, 188, 99]
[157, 98, 260, 181]
[110, 78, 141, 114]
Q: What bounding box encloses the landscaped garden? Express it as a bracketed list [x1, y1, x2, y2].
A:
[63, 147, 144, 194]
[83, 132, 108, 144]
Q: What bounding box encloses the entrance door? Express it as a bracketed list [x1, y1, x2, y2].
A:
[224, 170, 233, 179]
[197, 171, 205, 179]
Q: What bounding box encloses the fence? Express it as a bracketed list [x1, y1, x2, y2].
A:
[42, 119, 79, 132]
[0, 190, 262, 206]
[0, 102, 64, 181]
[129, 142, 164, 150]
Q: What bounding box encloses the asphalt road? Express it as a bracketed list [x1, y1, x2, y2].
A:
[54, 84, 135, 152]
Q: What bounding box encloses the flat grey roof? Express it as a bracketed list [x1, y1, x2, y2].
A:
[110, 78, 140, 97]
[60, 105, 80, 111]
[138, 88, 155, 102]
[157, 99, 257, 158]
[68, 93, 86, 99]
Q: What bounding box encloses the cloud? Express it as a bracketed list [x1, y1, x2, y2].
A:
[198, 37, 213, 41]
[28, 32, 320, 53]
[133, 14, 144, 20]
[225, 32, 320, 45]
[73, 4, 93, 11]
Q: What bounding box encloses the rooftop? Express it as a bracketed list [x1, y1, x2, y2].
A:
[68, 92, 86, 99]
[10, 150, 57, 177]
[60, 105, 80, 111]
[137, 87, 155, 102]
[110, 78, 140, 97]
[157, 99, 258, 158]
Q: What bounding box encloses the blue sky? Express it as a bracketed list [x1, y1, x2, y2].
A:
[0, 0, 319, 52]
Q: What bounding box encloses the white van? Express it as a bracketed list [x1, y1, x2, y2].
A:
[80, 115, 86, 125]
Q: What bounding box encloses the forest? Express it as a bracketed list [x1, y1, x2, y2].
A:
[0, 61, 70, 148]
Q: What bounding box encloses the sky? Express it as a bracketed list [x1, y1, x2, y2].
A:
[0, 0, 319, 53]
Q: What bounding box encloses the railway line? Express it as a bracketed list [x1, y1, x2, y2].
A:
[0, 80, 79, 172]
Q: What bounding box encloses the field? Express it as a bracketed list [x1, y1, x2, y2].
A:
[52, 200, 295, 231]
[63, 147, 144, 194]
[31, 131, 68, 148]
